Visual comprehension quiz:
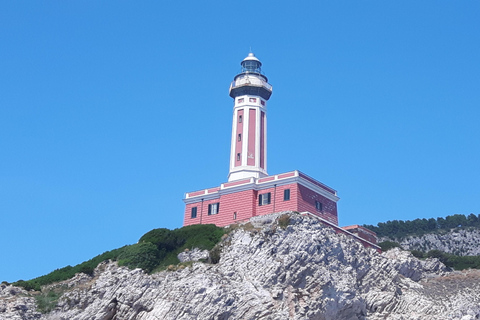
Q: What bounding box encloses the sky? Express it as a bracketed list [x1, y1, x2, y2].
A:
[1, 1, 479, 283]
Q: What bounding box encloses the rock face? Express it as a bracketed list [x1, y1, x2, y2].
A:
[382, 229, 480, 256]
[177, 248, 210, 263]
[3, 213, 480, 320]
[0, 284, 41, 320]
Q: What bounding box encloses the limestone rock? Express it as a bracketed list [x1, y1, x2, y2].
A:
[3, 212, 480, 320]
[382, 228, 480, 256]
[177, 248, 210, 263]
[0, 283, 41, 320]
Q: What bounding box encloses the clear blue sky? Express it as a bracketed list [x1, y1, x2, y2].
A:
[1, 1, 479, 283]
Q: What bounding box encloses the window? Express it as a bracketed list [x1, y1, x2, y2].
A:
[261, 100, 265, 106]
[315, 201, 323, 212]
[259, 192, 271, 206]
[239, 115, 243, 123]
[237, 153, 241, 161]
[249, 97, 257, 103]
[284, 189, 290, 201]
[208, 203, 220, 215]
[191, 207, 197, 218]
[238, 98, 244, 103]
[238, 133, 242, 141]
[233, 212, 237, 220]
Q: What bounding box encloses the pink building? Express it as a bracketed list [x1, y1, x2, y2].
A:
[183, 53, 379, 250]
[184, 170, 339, 227]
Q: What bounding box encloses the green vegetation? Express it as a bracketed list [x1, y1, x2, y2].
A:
[13, 248, 125, 291]
[413, 250, 480, 270]
[378, 240, 402, 252]
[13, 224, 225, 292]
[117, 242, 162, 273]
[380, 241, 480, 271]
[364, 213, 480, 240]
[277, 214, 291, 229]
[35, 289, 64, 313]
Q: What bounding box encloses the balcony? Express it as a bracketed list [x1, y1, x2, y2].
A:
[229, 74, 273, 100]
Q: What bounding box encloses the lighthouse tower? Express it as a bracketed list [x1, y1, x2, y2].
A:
[227, 53, 273, 181]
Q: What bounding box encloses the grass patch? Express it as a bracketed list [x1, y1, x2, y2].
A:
[277, 214, 290, 229]
[35, 289, 64, 314]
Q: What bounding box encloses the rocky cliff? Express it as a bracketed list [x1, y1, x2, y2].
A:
[381, 228, 480, 256]
[2, 212, 480, 320]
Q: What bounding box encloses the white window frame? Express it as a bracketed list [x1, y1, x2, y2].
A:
[208, 202, 220, 215]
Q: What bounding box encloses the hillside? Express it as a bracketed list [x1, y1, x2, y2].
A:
[365, 213, 480, 270]
[2, 212, 480, 320]
[383, 228, 480, 256]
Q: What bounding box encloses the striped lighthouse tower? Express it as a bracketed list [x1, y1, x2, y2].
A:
[228, 53, 273, 182]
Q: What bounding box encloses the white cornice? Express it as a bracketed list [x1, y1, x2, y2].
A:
[184, 171, 339, 203]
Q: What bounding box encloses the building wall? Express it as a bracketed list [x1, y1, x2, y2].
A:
[184, 181, 338, 227]
[342, 226, 378, 244]
[357, 228, 377, 244]
[256, 183, 298, 216]
[184, 189, 258, 227]
[218, 189, 257, 225]
[297, 184, 338, 225]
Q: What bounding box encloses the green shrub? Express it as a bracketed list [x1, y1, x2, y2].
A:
[118, 242, 163, 273]
[379, 241, 402, 251]
[209, 245, 221, 264]
[14, 224, 226, 290]
[173, 224, 225, 251]
[277, 214, 290, 229]
[13, 247, 126, 291]
[139, 228, 178, 252]
[410, 250, 425, 259]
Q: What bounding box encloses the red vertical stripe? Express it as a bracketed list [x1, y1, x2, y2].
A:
[247, 109, 256, 166]
[235, 109, 244, 167]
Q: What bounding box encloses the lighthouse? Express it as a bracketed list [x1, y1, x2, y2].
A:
[183, 52, 340, 227]
[181, 52, 379, 250]
[228, 53, 273, 181]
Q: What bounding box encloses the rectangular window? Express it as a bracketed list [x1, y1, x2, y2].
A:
[238, 98, 244, 103]
[208, 203, 220, 215]
[233, 212, 237, 220]
[261, 100, 265, 106]
[239, 115, 243, 123]
[249, 97, 257, 103]
[191, 207, 197, 219]
[284, 189, 290, 201]
[238, 133, 241, 141]
[315, 201, 323, 212]
[258, 192, 271, 206]
[237, 153, 241, 161]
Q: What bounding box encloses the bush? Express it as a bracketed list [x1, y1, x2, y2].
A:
[173, 224, 225, 251]
[139, 228, 178, 252]
[379, 241, 402, 251]
[13, 224, 226, 290]
[209, 245, 221, 264]
[118, 242, 163, 273]
[410, 250, 425, 259]
[13, 247, 126, 291]
[277, 214, 290, 229]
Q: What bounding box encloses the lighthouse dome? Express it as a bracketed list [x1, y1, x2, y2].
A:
[241, 52, 262, 73]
